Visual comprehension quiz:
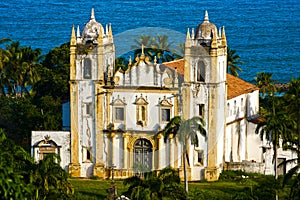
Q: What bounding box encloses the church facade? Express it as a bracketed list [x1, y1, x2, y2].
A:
[32, 9, 295, 181]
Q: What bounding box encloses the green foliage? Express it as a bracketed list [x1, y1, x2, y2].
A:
[0, 96, 42, 146]
[33, 42, 70, 103]
[227, 47, 243, 77]
[0, 129, 33, 199]
[0, 129, 74, 200]
[123, 167, 186, 200]
[131, 34, 182, 63]
[0, 41, 42, 96]
[161, 116, 206, 192]
[31, 153, 74, 199]
[254, 72, 277, 98]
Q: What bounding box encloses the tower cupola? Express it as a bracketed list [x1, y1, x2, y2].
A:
[195, 10, 217, 46]
[82, 8, 104, 43]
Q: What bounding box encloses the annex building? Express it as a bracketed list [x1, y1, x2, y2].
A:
[31, 9, 296, 181]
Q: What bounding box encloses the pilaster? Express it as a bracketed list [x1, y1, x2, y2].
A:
[169, 134, 174, 168]
[157, 133, 164, 169]
[122, 133, 128, 169]
[69, 81, 81, 177]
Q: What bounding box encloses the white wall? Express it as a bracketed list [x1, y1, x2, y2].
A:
[31, 131, 70, 171]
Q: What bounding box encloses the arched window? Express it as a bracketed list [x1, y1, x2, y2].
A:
[135, 94, 148, 126]
[133, 139, 152, 174]
[84, 59, 92, 79]
[197, 61, 205, 82]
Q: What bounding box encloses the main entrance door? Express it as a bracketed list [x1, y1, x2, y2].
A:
[133, 139, 152, 173]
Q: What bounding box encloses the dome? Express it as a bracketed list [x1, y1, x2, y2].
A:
[195, 11, 217, 40]
[82, 8, 104, 42]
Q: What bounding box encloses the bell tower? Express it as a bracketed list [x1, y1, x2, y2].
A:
[69, 8, 115, 177]
[183, 10, 227, 181]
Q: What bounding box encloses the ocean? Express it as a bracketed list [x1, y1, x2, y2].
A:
[0, 0, 299, 83]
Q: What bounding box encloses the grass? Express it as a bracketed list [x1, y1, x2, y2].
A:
[69, 171, 292, 200]
[70, 179, 128, 199]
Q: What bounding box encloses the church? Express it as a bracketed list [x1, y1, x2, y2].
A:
[31, 9, 295, 181]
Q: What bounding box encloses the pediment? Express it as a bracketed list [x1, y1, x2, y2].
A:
[111, 95, 127, 106]
[159, 96, 173, 107]
[134, 94, 149, 105]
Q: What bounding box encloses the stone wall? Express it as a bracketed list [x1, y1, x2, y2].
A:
[224, 161, 265, 174]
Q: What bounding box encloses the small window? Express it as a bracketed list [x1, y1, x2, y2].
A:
[198, 151, 203, 164]
[115, 107, 125, 121]
[227, 103, 230, 117]
[234, 100, 237, 115]
[241, 98, 244, 112]
[83, 59, 92, 79]
[86, 103, 92, 116]
[161, 108, 171, 122]
[197, 61, 205, 82]
[83, 147, 92, 162]
[198, 104, 204, 117]
[194, 150, 204, 166]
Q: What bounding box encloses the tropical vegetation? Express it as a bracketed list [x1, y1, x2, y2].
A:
[0, 129, 73, 199]
[254, 72, 300, 199]
[161, 116, 206, 192]
[131, 34, 182, 63]
[227, 47, 243, 77]
[0, 36, 300, 199]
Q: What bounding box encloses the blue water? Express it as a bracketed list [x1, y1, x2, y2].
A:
[0, 0, 299, 83]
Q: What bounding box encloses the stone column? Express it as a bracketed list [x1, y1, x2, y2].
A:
[122, 133, 128, 170]
[157, 133, 164, 169]
[129, 148, 134, 176]
[69, 81, 81, 177]
[169, 134, 174, 168]
[174, 139, 179, 169]
[94, 84, 105, 178]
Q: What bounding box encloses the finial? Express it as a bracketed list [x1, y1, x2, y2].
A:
[141, 44, 145, 55]
[108, 24, 113, 37]
[77, 25, 80, 37]
[70, 25, 76, 46]
[191, 28, 195, 39]
[129, 56, 132, 65]
[186, 28, 191, 40]
[211, 27, 218, 48]
[222, 26, 227, 46]
[204, 10, 209, 22]
[91, 8, 95, 21]
[106, 24, 109, 35]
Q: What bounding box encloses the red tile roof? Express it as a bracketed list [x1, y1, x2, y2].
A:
[162, 59, 259, 99]
[226, 74, 259, 99]
[162, 59, 185, 75]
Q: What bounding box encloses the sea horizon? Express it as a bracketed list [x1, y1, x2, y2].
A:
[0, 0, 299, 83]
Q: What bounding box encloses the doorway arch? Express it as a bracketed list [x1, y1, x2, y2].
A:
[133, 138, 152, 172]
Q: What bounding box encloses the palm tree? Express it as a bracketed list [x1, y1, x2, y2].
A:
[31, 153, 73, 199]
[151, 35, 175, 63]
[131, 35, 154, 59]
[161, 116, 206, 192]
[227, 47, 243, 77]
[281, 78, 300, 199]
[254, 72, 277, 98]
[0, 38, 11, 95]
[115, 57, 129, 72]
[284, 78, 300, 162]
[131, 34, 180, 63]
[3, 41, 41, 96]
[0, 38, 11, 70]
[20, 47, 42, 93]
[173, 43, 184, 57]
